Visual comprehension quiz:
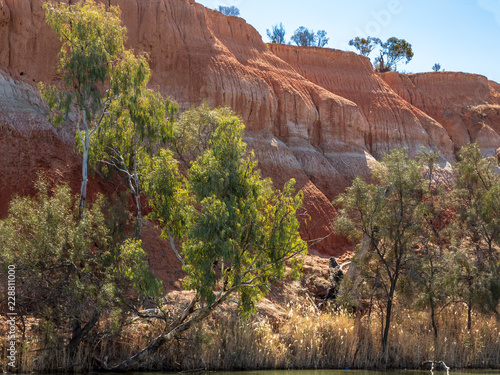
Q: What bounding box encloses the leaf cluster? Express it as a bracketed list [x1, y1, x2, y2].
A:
[40, 0, 126, 123]
[143, 107, 307, 317]
[0, 177, 163, 340]
[267, 23, 286, 44]
[349, 36, 413, 72]
[291, 26, 329, 47]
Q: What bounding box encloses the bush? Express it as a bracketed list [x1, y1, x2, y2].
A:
[291, 27, 329, 47]
[218, 5, 240, 16]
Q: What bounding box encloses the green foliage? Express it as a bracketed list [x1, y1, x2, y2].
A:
[142, 148, 192, 238]
[375, 37, 414, 72]
[432, 63, 442, 72]
[144, 106, 307, 317]
[218, 5, 240, 16]
[0, 178, 109, 276]
[119, 239, 163, 299]
[170, 102, 231, 167]
[291, 27, 328, 47]
[39, 0, 128, 217]
[292, 26, 315, 47]
[90, 49, 178, 237]
[349, 36, 413, 72]
[267, 23, 286, 44]
[40, 0, 125, 124]
[0, 177, 162, 355]
[349, 36, 381, 57]
[337, 144, 500, 344]
[104, 50, 177, 151]
[335, 148, 427, 355]
[452, 144, 500, 254]
[336, 148, 426, 249]
[316, 30, 329, 48]
[449, 144, 500, 319]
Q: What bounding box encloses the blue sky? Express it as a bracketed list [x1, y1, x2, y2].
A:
[196, 0, 500, 83]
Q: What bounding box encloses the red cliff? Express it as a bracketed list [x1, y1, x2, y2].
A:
[0, 0, 499, 262]
[382, 71, 500, 155]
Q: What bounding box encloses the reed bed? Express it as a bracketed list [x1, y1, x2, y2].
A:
[3, 297, 499, 372]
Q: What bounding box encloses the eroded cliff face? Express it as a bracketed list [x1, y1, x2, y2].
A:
[382, 72, 500, 156]
[0, 0, 499, 261]
[0, 0, 371, 257]
[270, 44, 456, 161]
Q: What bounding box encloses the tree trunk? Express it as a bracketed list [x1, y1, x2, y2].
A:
[68, 309, 100, 349]
[467, 301, 472, 330]
[67, 310, 100, 367]
[79, 114, 90, 220]
[80, 147, 88, 219]
[132, 158, 142, 239]
[382, 286, 395, 364]
[108, 287, 237, 371]
[122, 152, 142, 239]
[430, 296, 438, 338]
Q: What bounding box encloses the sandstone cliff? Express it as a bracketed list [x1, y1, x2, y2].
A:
[0, 0, 499, 262]
[382, 72, 500, 156]
[269, 44, 455, 161]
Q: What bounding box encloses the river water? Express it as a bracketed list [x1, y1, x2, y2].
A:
[145, 370, 499, 375]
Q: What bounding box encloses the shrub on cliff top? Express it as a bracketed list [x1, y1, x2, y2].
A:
[218, 5, 240, 16]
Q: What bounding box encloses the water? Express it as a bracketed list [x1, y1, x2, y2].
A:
[140, 370, 499, 375]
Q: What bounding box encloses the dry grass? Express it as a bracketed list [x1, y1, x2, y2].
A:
[2, 291, 499, 372]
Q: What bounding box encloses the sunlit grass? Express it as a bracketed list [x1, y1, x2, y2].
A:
[1, 299, 499, 372]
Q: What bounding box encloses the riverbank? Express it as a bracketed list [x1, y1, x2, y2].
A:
[2, 280, 499, 373]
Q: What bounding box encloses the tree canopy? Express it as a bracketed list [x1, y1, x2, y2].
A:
[0, 178, 162, 369]
[109, 105, 307, 371]
[432, 63, 442, 72]
[218, 5, 240, 16]
[349, 36, 413, 72]
[39, 0, 126, 218]
[267, 22, 286, 44]
[90, 50, 178, 238]
[348, 36, 381, 57]
[291, 26, 329, 47]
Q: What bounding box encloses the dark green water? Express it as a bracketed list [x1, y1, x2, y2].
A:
[139, 370, 499, 375]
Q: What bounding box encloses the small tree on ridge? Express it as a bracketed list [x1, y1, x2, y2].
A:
[267, 22, 286, 44]
[218, 5, 240, 16]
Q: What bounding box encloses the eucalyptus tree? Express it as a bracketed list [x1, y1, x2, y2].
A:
[349, 36, 413, 72]
[409, 150, 450, 338]
[432, 63, 442, 72]
[0, 178, 162, 370]
[91, 51, 178, 238]
[375, 37, 413, 72]
[267, 22, 286, 44]
[109, 108, 307, 371]
[316, 30, 329, 47]
[39, 0, 127, 219]
[449, 144, 500, 327]
[335, 148, 427, 361]
[291, 26, 317, 46]
[218, 5, 240, 16]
